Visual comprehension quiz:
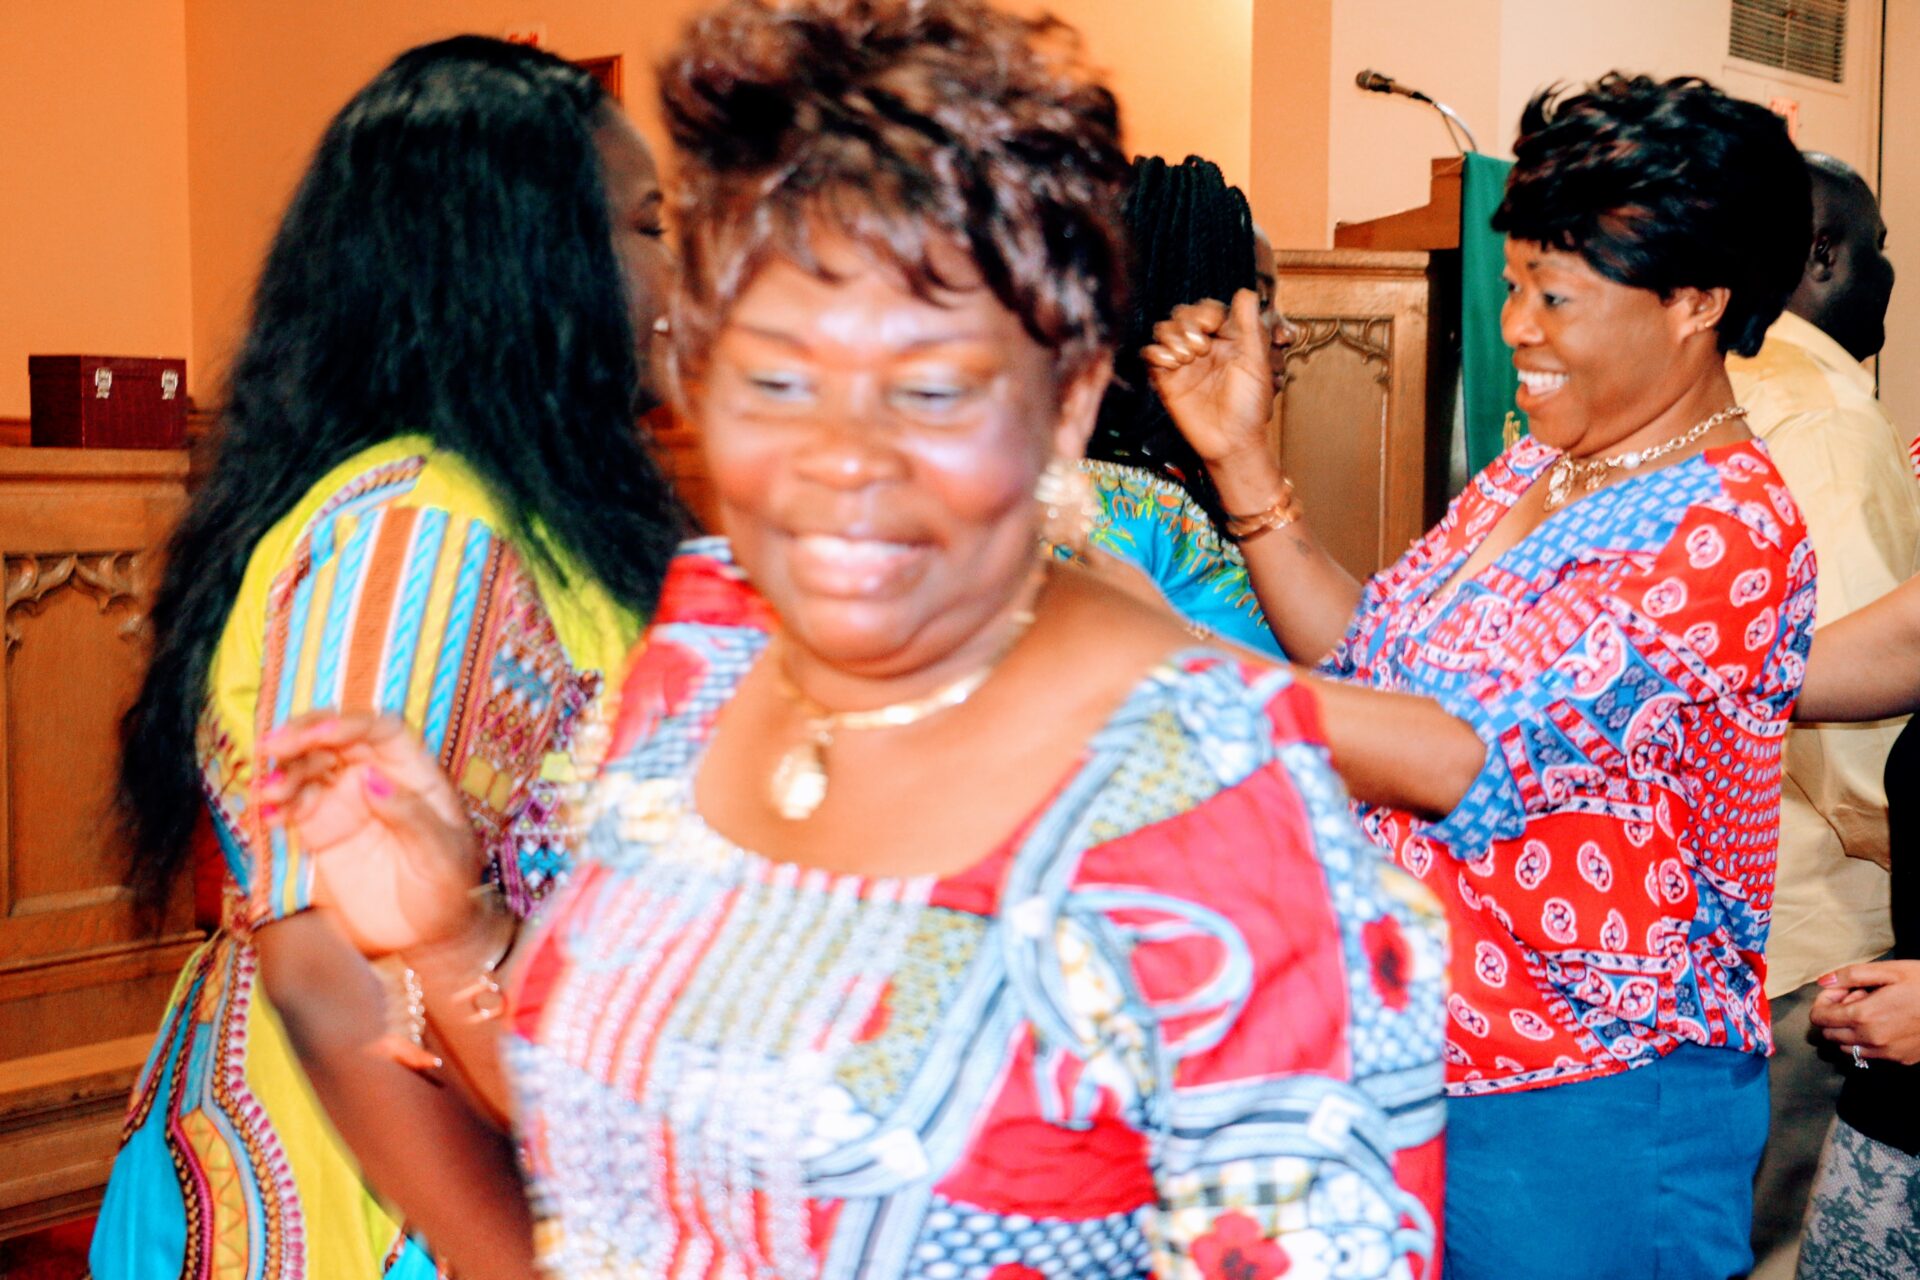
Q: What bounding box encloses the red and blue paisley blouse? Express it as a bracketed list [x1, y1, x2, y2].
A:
[1322, 438, 1815, 1096]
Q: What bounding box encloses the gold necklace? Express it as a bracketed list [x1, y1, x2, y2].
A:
[768, 579, 1042, 822]
[1542, 405, 1748, 512]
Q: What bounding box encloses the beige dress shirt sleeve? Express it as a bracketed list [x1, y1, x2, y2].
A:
[1732, 315, 1917, 995]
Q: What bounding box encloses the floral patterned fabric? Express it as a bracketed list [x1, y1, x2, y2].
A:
[505, 538, 1446, 1279]
[1080, 461, 1281, 658]
[1322, 437, 1815, 1096]
[91, 438, 638, 1280]
[1798, 1116, 1920, 1279]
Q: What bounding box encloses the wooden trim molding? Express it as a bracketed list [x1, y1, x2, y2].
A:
[0, 1035, 153, 1238]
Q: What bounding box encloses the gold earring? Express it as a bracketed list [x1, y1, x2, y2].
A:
[1035, 457, 1095, 555]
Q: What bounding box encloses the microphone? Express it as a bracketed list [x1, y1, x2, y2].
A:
[1355, 69, 1420, 99]
[1353, 69, 1481, 153]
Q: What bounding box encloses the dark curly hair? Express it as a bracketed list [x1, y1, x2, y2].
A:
[1086, 154, 1255, 520]
[657, 0, 1130, 387]
[1493, 73, 1810, 358]
[120, 35, 685, 911]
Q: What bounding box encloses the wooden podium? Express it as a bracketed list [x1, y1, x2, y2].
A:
[1270, 158, 1464, 578]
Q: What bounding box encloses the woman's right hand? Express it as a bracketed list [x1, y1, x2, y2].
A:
[1141, 288, 1277, 473]
[256, 713, 483, 958]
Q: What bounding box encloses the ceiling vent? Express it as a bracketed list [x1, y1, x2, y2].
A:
[1730, 0, 1848, 83]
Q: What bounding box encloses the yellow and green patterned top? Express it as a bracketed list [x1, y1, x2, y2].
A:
[92, 436, 642, 1280]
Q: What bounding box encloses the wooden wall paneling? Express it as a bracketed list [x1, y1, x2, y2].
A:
[0, 447, 199, 1236]
[1272, 248, 1455, 580]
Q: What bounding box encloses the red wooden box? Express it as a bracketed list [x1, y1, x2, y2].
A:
[28, 355, 188, 449]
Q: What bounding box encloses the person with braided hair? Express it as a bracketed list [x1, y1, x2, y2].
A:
[1072, 155, 1298, 657]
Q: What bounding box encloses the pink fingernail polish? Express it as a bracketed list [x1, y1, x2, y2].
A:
[1818, 972, 1839, 986]
[260, 769, 285, 789]
[364, 768, 393, 800]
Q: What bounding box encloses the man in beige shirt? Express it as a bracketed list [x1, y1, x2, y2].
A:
[1731, 153, 1916, 1276]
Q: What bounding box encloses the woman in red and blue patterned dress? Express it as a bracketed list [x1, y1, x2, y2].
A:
[242, 2, 1487, 1276]
[1143, 76, 1818, 1278]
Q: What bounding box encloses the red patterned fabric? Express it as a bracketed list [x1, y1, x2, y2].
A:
[1325, 439, 1816, 1096]
[505, 540, 1450, 1278]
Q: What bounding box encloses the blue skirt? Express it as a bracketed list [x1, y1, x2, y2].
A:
[1444, 1043, 1769, 1280]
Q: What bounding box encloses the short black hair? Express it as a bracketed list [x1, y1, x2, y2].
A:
[1493, 73, 1810, 357]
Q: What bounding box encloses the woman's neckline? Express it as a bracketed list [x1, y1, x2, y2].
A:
[1423, 436, 1756, 609]
[679, 640, 1231, 892]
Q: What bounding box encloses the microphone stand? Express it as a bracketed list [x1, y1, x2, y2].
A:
[1354, 70, 1481, 155]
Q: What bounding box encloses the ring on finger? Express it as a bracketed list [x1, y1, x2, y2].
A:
[1849, 1044, 1869, 1070]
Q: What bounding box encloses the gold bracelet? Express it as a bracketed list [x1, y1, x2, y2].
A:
[1224, 479, 1300, 544]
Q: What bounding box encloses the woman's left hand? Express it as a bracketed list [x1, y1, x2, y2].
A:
[1811, 960, 1920, 1066]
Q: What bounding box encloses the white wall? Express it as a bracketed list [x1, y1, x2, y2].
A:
[1319, 0, 1883, 238]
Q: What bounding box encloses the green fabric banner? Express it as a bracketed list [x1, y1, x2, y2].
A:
[1461, 153, 1524, 474]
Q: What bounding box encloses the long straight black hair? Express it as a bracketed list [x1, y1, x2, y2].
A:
[121, 35, 684, 910]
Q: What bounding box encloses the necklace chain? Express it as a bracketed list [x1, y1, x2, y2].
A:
[768, 573, 1043, 821]
[1543, 405, 1747, 512]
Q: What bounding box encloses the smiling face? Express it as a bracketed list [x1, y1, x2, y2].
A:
[693, 237, 1105, 681]
[1501, 239, 1727, 454]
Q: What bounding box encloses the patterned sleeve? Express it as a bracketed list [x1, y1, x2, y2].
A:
[1081, 461, 1284, 658]
[1126, 675, 1448, 1278]
[226, 497, 594, 926]
[1419, 493, 1815, 859]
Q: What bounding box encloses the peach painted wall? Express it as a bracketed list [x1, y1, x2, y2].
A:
[1496, 0, 1882, 176]
[1325, 0, 1502, 237]
[1251, 0, 1332, 247]
[1879, 0, 1920, 436]
[0, 0, 194, 418]
[181, 0, 717, 402]
[180, 0, 1256, 400]
[1019, 0, 1254, 193]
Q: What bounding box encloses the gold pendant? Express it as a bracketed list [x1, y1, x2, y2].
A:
[1544, 459, 1572, 511]
[770, 731, 829, 821]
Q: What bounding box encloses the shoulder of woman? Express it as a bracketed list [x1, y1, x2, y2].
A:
[1082, 459, 1229, 558]
[220, 438, 443, 651]
[1144, 652, 1325, 775]
[601, 537, 773, 764]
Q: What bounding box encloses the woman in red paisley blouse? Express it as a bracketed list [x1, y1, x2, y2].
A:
[1144, 74, 1817, 1278]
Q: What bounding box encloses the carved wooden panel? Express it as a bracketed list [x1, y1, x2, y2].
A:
[0, 449, 200, 1236]
[0, 450, 199, 1060]
[1273, 249, 1455, 580]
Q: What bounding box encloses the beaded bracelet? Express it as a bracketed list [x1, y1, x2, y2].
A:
[1223, 479, 1301, 544]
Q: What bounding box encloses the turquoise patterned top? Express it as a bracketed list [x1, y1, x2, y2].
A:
[1080, 459, 1283, 658]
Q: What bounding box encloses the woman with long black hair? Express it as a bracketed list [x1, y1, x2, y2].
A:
[91, 35, 682, 1280]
